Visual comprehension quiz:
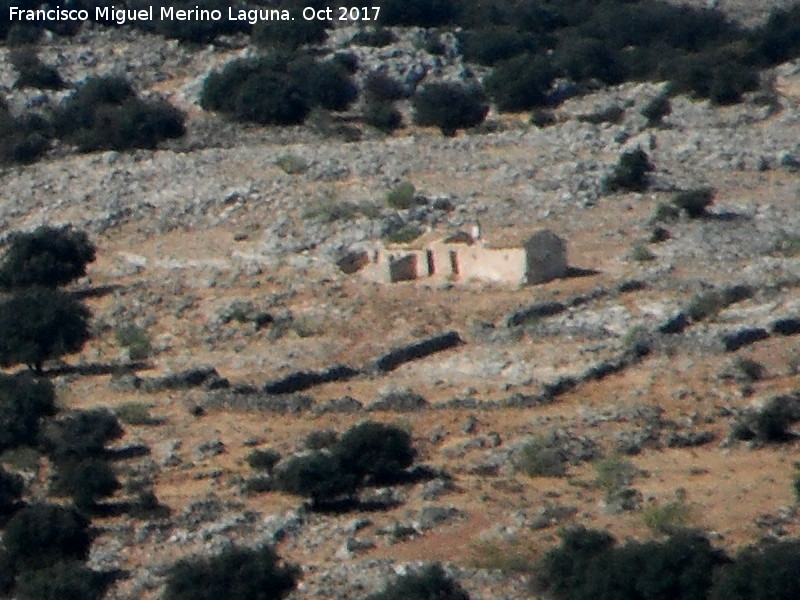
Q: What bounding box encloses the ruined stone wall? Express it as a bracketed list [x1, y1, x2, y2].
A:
[524, 230, 568, 284]
[459, 247, 527, 285]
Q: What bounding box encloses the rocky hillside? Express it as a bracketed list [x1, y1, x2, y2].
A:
[3, 3, 800, 600]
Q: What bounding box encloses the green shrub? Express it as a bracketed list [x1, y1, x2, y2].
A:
[351, 27, 396, 47]
[534, 527, 726, 600]
[364, 72, 405, 102]
[468, 536, 539, 573]
[201, 52, 357, 125]
[275, 152, 309, 174]
[554, 36, 626, 85]
[651, 202, 680, 223]
[304, 429, 338, 450]
[50, 458, 120, 510]
[385, 181, 416, 209]
[115, 402, 157, 426]
[643, 498, 692, 535]
[485, 53, 557, 112]
[629, 243, 656, 262]
[621, 325, 649, 353]
[413, 83, 488, 135]
[530, 109, 558, 128]
[667, 48, 759, 105]
[5, 24, 42, 46]
[379, 0, 456, 27]
[458, 27, 543, 66]
[0, 446, 41, 472]
[751, 399, 794, 443]
[201, 55, 310, 125]
[686, 290, 726, 322]
[455, 0, 556, 31]
[514, 437, 567, 477]
[333, 421, 416, 485]
[10, 48, 64, 90]
[275, 451, 357, 507]
[302, 200, 361, 223]
[164, 545, 299, 600]
[41, 409, 124, 461]
[532, 526, 616, 598]
[422, 32, 447, 55]
[732, 357, 766, 381]
[0, 466, 24, 518]
[116, 325, 152, 360]
[129, 0, 249, 43]
[793, 469, 800, 504]
[710, 539, 800, 600]
[243, 475, 274, 494]
[641, 94, 672, 126]
[673, 188, 715, 218]
[55, 76, 185, 152]
[773, 233, 800, 257]
[15, 561, 110, 600]
[366, 563, 470, 600]
[331, 51, 359, 73]
[602, 148, 654, 194]
[0, 225, 95, 290]
[577, 105, 625, 125]
[384, 225, 424, 245]
[1, 503, 91, 574]
[0, 289, 91, 372]
[252, 0, 328, 49]
[246, 448, 281, 473]
[0, 111, 52, 165]
[0, 374, 56, 452]
[594, 455, 635, 494]
[757, 6, 800, 65]
[290, 56, 358, 112]
[365, 101, 403, 133]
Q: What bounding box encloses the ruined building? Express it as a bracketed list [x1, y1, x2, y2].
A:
[340, 228, 568, 286]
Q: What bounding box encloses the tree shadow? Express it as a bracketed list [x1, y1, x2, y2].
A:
[368, 465, 443, 487]
[564, 265, 601, 278]
[104, 444, 151, 461]
[310, 496, 403, 514]
[703, 210, 750, 222]
[85, 500, 171, 520]
[70, 284, 123, 300]
[43, 360, 153, 377]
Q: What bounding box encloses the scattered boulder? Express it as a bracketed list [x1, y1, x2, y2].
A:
[368, 387, 428, 412]
[335, 537, 376, 559]
[665, 430, 715, 448]
[419, 477, 456, 501]
[259, 511, 306, 544]
[603, 487, 643, 514]
[109, 372, 142, 392]
[176, 496, 227, 530]
[138, 366, 229, 392]
[195, 438, 225, 459]
[312, 396, 363, 415]
[614, 427, 660, 455]
[527, 503, 579, 529]
[415, 505, 463, 531]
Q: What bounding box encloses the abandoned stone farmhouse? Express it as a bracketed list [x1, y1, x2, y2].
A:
[341, 228, 567, 286]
